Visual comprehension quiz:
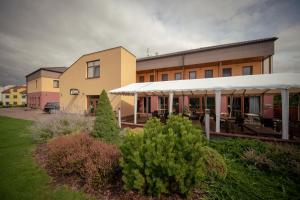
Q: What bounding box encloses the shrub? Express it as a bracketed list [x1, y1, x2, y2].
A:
[30, 113, 94, 141]
[93, 90, 119, 143]
[46, 133, 120, 190]
[120, 115, 227, 197]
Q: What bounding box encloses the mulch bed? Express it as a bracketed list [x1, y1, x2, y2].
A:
[35, 143, 202, 200]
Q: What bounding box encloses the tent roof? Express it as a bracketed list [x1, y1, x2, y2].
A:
[109, 73, 300, 96]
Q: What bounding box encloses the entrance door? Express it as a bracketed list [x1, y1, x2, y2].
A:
[87, 95, 99, 114]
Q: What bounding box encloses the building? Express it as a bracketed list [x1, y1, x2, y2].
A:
[1, 85, 27, 106]
[135, 37, 277, 118]
[0, 85, 14, 104]
[59, 46, 136, 116]
[26, 67, 67, 109]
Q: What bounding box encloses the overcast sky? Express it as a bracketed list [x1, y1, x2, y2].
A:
[0, 0, 300, 85]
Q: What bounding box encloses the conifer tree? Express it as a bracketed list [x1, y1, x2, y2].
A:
[93, 90, 119, 142]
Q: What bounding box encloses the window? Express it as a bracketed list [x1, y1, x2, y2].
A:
[22, 95, 26, 99]
[13, 95, 17, 99]
[5, 95, 9, 98]
[189, 71, 197, 79]
[13, 88, 17, 92]
[243, 66, 253, 75]
[162, 74, 168, 81]
[175, 72, 182, 80]
[205, 70, 213, 78]
[13, 102, 17, 105]
[35, 80, 37, 88]
[139, 76, 144, 82]
[222, 68, 232, 77]
[150, 74, 155, 82]
[53, 80, 59, 88]
[87, 60, 100, 78]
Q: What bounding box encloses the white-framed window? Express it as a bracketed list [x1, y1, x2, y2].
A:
[87, 60, 100, 78]
[53, 80, 59, 88]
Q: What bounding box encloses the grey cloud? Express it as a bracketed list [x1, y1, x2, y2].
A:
[0, 0, 300, 85]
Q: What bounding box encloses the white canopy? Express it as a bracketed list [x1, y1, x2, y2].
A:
[109, 73, 300, 96]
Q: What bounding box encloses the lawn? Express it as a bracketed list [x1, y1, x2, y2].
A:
[0, 116, 91, 200]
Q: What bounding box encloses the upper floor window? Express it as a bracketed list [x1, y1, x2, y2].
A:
[162, 74, 168, 81]
[22, 95, 26, 99]
[175, 72, 182, 80]
[5, 95, 9, 98]
[189, 71, 197, 79]
[205, 70, 213, 78]
[150, 74, 155, 82]
[53, 80, 59, 88]
[139, 76, 144, 83]
[222, 68, 232, 77]
[243, 66, 253, 75]
[13, 102, 17, 105]
[13, 95, 17, 99]
[87, 60, 100, 78]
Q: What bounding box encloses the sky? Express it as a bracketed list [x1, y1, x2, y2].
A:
[0, 0, 300, 85]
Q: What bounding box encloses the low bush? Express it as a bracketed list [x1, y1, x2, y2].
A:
[46, 133, 120, 191]
[30, 113, 93, 141]
[120, 115, 227, 197]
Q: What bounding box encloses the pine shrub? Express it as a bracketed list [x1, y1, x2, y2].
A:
[93, 90, 119, 143]
[120, 115, 227, 196]
[46, 133, 120, 190]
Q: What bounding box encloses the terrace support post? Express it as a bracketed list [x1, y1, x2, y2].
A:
[169, 92, 174, 115]
[229, 95, 233, 118]
[134, 93, 138, 124]
[215, 90, 221, 133]
[205, 109, 210, 140]
[118, 107, 121, 128]
[281, 89, 289, 140]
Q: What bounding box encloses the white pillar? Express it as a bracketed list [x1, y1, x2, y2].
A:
[134, 93, 138, 124]
[215, 90, 221, 133]
[281, 89, 289, 140]
[205, 109, 210, 140]
[169, 92, 174, 115]
[118, 107, 121, 128]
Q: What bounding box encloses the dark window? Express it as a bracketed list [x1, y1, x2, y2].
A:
[162, 74, 168, 81]
[5, 102, 9, 106]
[13, 95, 17, 99]
[205, 70, 213, 78]
[53, 80, 59, 88]
[22, 95, 26, 99]
[175, 72, 182, 80]
[189, 71, 197, 79]
[206, 97, 215, 110]
[13, 102, 17, 105]
[139, 76, 144, 82]
[222, 68, 232, 77]
[87, 60, 100, 78]
[5, 95, 9, 98]
[243, 66, 253, 75]
[150, 74, 155, 82]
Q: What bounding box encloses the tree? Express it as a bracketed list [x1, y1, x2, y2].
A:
[93, 90, 119, 143]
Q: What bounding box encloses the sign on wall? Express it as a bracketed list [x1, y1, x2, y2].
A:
[70, 88, 80, 95]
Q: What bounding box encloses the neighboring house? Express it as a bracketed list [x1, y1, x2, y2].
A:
[26, 67, 67, 109]
[0, 85, 14, 104]
[136, 37, 277, 118]
[2, 85, 27, 106]
[59, 47, 136, 116]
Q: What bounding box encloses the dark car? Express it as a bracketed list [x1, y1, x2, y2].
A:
[43, 102, 60, 113]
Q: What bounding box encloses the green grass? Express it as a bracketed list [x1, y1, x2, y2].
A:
[0, 116, 91, 200]
[206, 138, 300, 200]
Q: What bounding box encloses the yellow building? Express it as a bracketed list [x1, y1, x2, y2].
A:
[59, 46, 136, 116]
[26, 67, 66, 109]
[2, 85, 27, 106]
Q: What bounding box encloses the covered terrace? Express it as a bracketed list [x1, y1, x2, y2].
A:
[109, 73, 300, 140]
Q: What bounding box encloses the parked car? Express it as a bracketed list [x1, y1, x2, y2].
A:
[43, 102, 60, 113]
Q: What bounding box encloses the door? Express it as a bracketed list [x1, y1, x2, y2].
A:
[87, 95, 99, 114]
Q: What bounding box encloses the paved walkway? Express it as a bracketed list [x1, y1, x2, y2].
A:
[0, 107, 53, 121]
